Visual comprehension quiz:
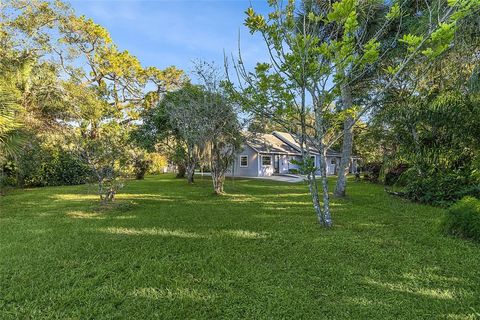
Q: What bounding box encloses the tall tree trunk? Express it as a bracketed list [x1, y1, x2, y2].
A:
[334, 79, 354, 197]
[185, 145, 196, 183]
[318, 144, 333, 227]
[313, 101, 333, 227]
[306, 172, 324, 225]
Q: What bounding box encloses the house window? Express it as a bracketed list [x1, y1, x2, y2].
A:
[310, 155, 316, 163]
[240, 155, 248, 167]
[262, 155, 272, 166]
[331, 158, 336, 165]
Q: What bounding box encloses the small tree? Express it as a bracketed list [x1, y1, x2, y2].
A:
[229, 0, 478, 227]
[76, 121, 129, 203]
[193, 62, 242, 194]
[164, 84, 209, 184]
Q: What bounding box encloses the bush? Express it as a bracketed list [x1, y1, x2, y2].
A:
[385, 163, 409, 186]
[401, 168, 480, 206]
[14, 142, 91, 187]
[441, 196, 480, 243]
[362, 162, 382, 182]
[128, 149, 153, 180]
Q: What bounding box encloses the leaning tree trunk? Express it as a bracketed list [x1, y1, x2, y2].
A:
[186, 163, 195, 184]
[334, 79, 354, 198]
[299, 130, 325, 226]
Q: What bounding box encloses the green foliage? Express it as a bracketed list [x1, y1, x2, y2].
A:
[128, 148, 153, 180]
[399, 34, 424, 53]
[0, 0, 186, 196]
[422, 22, 456, 58]
[401, 168, 480, 206]
[244, 7, 267, 33]
[14, 140, 91, 187]
[148, 153, 168, 174]
[360, 38, 380, 65]
[386, 2, 401, 20]
[76, 121, 131, 202]
[441, 196, 480, 242]
[290, 156, 317, 176]
[0, 77, 24, 162]
[384, 163, 409, 186]
[362, 162, 382, 183]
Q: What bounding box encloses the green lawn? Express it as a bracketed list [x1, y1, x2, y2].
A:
[1, 175, 479, 319]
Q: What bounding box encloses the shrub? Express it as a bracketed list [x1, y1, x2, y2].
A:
[401, 168, 480, 206]
[15, 142, 91, 187]
[441, 196, 480, 243]
[126, 149, 152, 180]
[362, 162, 382, 182]
[384, 163, 409, 186]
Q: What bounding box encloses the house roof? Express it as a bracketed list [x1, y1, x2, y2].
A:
[272, 131, 341, 157]
[245, 132, 300, 155]
[243, 131, 342, 157]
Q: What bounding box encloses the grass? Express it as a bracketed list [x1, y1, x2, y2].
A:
[1, 174, 479, 319]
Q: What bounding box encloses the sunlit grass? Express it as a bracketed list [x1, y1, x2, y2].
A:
[221, 229, 268, 239]
[364, 278, 455, 300]
[67, 211, 106, 219]
[131, 287, 215, 301]
[0, 174, 479, 319]
[99, 227, 205, 238]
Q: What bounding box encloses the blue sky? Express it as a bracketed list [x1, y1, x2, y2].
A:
[68, 0, 271, 77]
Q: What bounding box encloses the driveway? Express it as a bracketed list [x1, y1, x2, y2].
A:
[198, 172, 305, 183]
[242, 174, 305, 183]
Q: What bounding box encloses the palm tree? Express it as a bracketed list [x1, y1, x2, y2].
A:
[0, 82, 25, 193]
[0, 85, 24, 162]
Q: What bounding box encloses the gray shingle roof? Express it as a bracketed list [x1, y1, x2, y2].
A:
[272, 131, 341, 157]
[244, 131, 341, 156]
[245, 132, 300, 155]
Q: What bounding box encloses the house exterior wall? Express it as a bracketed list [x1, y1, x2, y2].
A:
[287, 155, 301, 173]
[228, 144, 260, 177]
[229, 141, 354, 177]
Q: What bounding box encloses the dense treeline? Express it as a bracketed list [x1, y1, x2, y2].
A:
[0, 0, 241, 199]
[0, 0, 184, 199]
[357, 14, 480, 206]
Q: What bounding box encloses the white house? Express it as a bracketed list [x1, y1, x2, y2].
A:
[229, 131, 359, 177]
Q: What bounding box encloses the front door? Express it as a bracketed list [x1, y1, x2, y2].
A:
[274, 155, 280, 173]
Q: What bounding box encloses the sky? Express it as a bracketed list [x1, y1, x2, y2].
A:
[68, 0, 271, 79]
